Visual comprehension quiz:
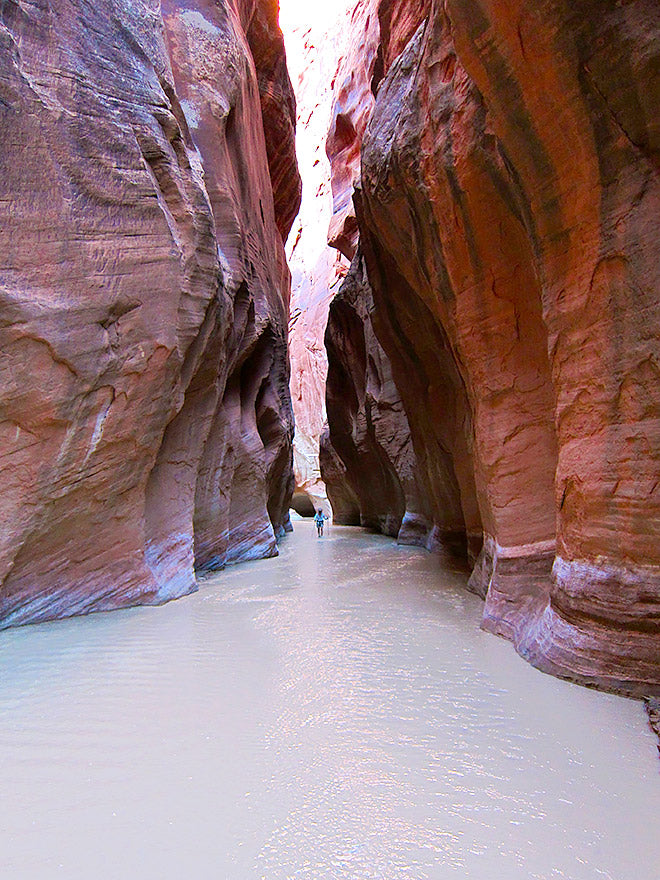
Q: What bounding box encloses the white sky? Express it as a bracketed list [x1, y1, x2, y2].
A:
[278, 0, 349, 35]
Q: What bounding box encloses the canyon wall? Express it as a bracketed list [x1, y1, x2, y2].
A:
[323, 0, 479, 560]
[323, 250, 457, 553]
[647, 698, 660, 757]
[0, 0, 300, 627]
[280, 0, 384, 515]
[280, 0, 355, 518]
[323, 0, 660, 694]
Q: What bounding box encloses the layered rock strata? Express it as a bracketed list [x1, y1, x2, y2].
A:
[325, 0, 380, 260]
[324, 0, 660, 694]
[0, 0, 300, 627]
[281, 0, 364, 518]
[323, 252, 427, 543]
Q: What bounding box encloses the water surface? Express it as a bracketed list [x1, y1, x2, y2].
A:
[1, 525, 658, 879]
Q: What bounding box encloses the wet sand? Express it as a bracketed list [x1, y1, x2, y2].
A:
[1, 524, 658, 879]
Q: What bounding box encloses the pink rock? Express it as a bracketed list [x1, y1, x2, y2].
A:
[0, 0, 300, 627]
[323, 251, 467, 556]
[326, 0, 380, 260]
[281, 0, 361, 517]
[323, 0, 660, 694]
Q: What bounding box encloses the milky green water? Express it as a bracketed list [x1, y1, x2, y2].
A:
[1, 524, 658, 879]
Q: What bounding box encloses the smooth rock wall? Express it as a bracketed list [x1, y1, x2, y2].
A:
[325, 0, 380, 260]
[324, 0, 660, 694]
[323, 251, 437, 546]
[0, 0, 300, 627]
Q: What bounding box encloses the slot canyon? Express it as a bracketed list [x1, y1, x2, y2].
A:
[0, 1, 659, 877]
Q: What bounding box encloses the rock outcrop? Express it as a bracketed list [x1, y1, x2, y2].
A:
[323, 0, 479, 560]
[323, 252, 415, 537]
[324, 0, 660, 694]
[0, 0, 300, 628]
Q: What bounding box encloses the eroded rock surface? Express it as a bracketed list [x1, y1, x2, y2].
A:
[281, 0, 361, 516]
[324, 0, 660, 694]
[324, 253, 419, 539]
[325, 0, 380, 260]
[0, 0, 300, 627]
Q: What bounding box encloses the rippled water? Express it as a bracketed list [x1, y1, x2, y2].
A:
[1, 525, 658, 879]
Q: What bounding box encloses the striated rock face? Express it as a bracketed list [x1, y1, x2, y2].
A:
[323, 0, 479, 558]
[323, 250, 470, 558]
[325, 0, 380, 260]
[322, 239, 481, 557]
[288, 259, 340, 517]
[280, 0, 361, 518]
[324, 0, 660, 694]
[324, 253, 418, 538]
[246, 1, 302, 240]
[0, 0, 300, 627]
[319, 425, 361, 526]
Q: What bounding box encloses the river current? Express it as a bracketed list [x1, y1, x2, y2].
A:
[1, 523, 658, 879]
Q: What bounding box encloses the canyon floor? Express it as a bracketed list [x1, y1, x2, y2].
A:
[1, 523, 658, 880]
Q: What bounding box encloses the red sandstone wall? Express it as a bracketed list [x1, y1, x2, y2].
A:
[326, 0, 380, 260]
[324, 0, 660, 694]
[0, 0, 301, 627]
[323, 252, 447, 550]
[281, 1, 357, 519]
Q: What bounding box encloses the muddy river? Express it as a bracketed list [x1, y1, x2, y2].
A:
[1, 524, 658, 879]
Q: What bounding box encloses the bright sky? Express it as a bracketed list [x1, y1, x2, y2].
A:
[278, 0, 348, 34]
[279, 0, 355, 83]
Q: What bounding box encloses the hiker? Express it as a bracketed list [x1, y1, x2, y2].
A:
[314, 508, 328, 537]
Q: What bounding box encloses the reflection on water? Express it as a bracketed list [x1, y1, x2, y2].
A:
[0, 525, 658, 879]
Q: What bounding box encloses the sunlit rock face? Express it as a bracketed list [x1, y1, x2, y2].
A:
[280, 0, 360, 517]
[325, 0, 660, 694]
[325, 0, 380, 260]
[0, 0, 300, 627]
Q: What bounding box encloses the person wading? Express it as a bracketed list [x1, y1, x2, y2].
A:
[314, 509, 328, 537]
